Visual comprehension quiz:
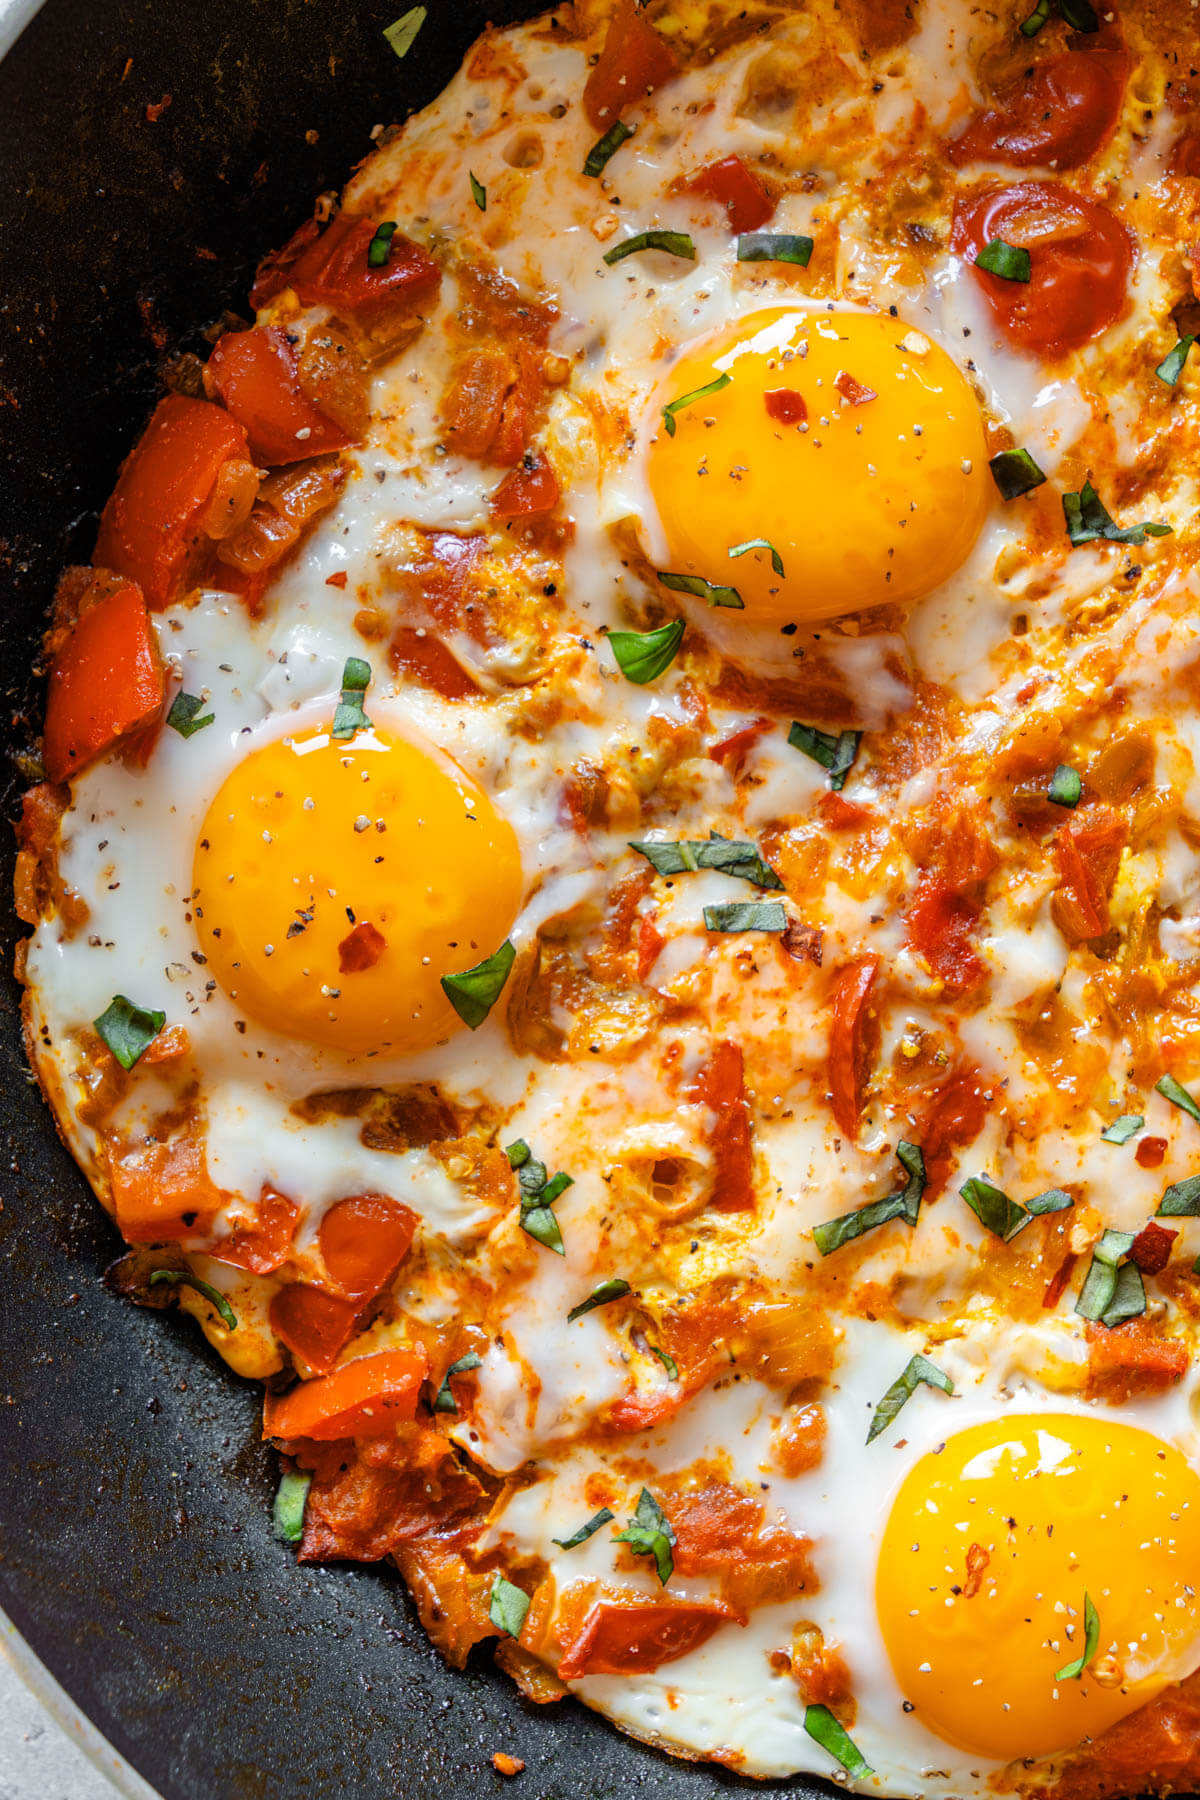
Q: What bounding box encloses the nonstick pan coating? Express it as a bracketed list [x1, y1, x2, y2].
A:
[0, 2, 838, 1795]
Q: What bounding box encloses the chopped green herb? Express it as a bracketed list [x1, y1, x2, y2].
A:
[603, 229, 696, 266]
[1063, 479, 1171, 547]
[1027, 1187, 1074, 1216]
[552, 1507, 615, 1551]
[988, 447, 1046, 500]
[959, 1174, 1030, 1243]
[272, 1469, 311, 1543]
[382, 6, 426, 57]
[631, 835, 781, 888]
[788, 721, 861, 791]
[440, 939, 516, 1030]
[656, 569, 743, 609]
[975, 237, 1031, 282]
[866, 1353, 953, 1444]
[1075, 1228, 1145, 1327]
[366, 221, 398, 268]
[567, 1277, 632, 1323]
[1101, 1114, 1144, 1144]
[1156, 335, 1195, 387]
[94, 995, 165, 1070]
[1019, 0, 1052, 34]
[507, 1138, 573, 1256]
[148, 1269, 238, 1332]
[803, 1705, 872, 1779]
[433, 1352, 484, 1413]
[736, 232, 814, 267]
[1156, 1073, 1200, 1126]
[469, 171, 487, 212]
[1048, 764, 1082, 808]
[729, 537, 785, 577]
[1056, 1592, 1100, 1681]
[649, 1344, 679, 1379]
[608, 618, 685, 685]
[583, 118, 634, 178]
[703, 901, 787, 933]
[166, 691, 214, 738]
[1158, 1173, 1200, 1217]
[615, 1486, 675, 1585]
[662, 372, 731, 438]
[814, 1142, 925, 1256]
[331, 656, 372, 739]
[1059, 0, 1099, 28]
[488, 1573, 530, 1638]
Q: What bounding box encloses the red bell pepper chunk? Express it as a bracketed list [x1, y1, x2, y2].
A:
[692, 1040, 754, 1211]
[490, 453, 560, 518]
[42, 577, 165, 784]
[284, 212, 441, 316]
[583, 0, 678, 131]
[106, 1127, 222, 1244]
[685, 155, 774, 233]
[206, 326, 350, 466]
[1129, 1221, 1178, 1276]
[558, 1599, 737, 1680]
[269, 1284, 361, 1375]
[827, 954, 880, 1139]
[318, 1193, 418, 1301]
[94, 394, 250, 610]
[262, 1348, 428, 1441]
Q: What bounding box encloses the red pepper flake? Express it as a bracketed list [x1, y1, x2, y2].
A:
[764, 388, 807, 425]
[834, 370, 878, 406]
[962, 1542, 990, 1598]
[780, 920, 823, 965]
[708, 715, 772, 776]
[1129, 1220, 1178, 1276]
[338, 920, 386, 973]
[1042, 1251, 1078, 1310]
[1135, 1135, 1167, 1170]
[145, 94, 172, 122]
[325, 571, 349, 590]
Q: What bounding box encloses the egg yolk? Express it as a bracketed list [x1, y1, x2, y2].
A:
[193, 726, 522, 1054]
[876, 1413, 1200, 1762]
[646, 307, 990, 626]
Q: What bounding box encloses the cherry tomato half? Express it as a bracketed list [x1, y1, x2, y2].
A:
[949, 27, 1130, 171]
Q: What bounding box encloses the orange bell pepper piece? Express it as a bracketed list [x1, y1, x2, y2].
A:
[262, 1348, 428, 1441]
[318, 1194, 418, 1301]
[42, 577, 165, 784]
[269, 1284, 361, 1375]
[106, 1128, 223, 1244]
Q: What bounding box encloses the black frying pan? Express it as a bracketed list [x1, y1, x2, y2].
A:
[0, 3, 836, 1795]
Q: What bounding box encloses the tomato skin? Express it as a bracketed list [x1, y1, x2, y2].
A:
[636, 913, 665, 983]
[952, 181, 1133, 354]
[94, 394, 250, 609]
[318, 1194, 418, 1301]
[281, 212, 441, 317]
[262, 1348, 427, 1441]
[556, 1599, 737, 1680]
[42, 577, 165, 784]
[206, 326, 350, 465]
[270, 1284, 361, 1375]
[905, 877, 986, 998]
[827, 955, 880, 1139]
[690, 1040, 754, 1212]
[684, 155, 774, 233]
[949, 29, 1130, 171]
[583, 0, 678, 131]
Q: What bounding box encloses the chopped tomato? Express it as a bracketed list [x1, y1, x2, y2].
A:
[949, 27, 1130, 171]
[583, 0, 678, 131]
[13, 782, 68, 925]
[249, 215, 323, 309]
[905, 877, 986, 998]
[210, 1184, 299, 1275]
[557, 1598, 737, 1680]
[670, 1483, 813, 1590]
[606, 1298, 732, 1433]
[684, 155, 774, 233]
[765, 389, 807, 425]
[819, 792, 873, 831]
[1129, 1221, 1178, 1276]
[106, 1127, 223, 1243]
[691, 1040, 754, 1212]
[1086, 1319, 1189, 1402]
[277, 212, 441, 318]
[918, 1065, 990, 1195]
[443, 347, 515, 459]
[42, 577, 165, 784]
[297, 1425, 486, 1562]
[952, 181, 1133, 355]
[205, 326, 350, 465]
[338, 920, 386, 973]
[1136, 1135, 1168, 1170]
[490, 453, 560, 518]
[637, 913, 666, 983]
[318, 1194, 418, 1301]
[827, 955, 880, 1139]
[708, 716, 771, 775]
[1052, 804, 1126, 941]
[391, 627, 480, 699]
[262, 1348, 428, 1440]
[94, 395, 250, 610]
[270, 1283, 360, 1374]
[216, 457, 345, 608]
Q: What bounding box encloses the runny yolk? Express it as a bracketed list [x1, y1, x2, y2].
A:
[876, 1413, 1200, 1762]
[193, 725, 522, 1054]
[646, 307, 990, 627]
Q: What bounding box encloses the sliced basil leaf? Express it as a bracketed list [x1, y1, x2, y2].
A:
[1075, 1228, 1142, 1326]
[469, 171, 487, 212]
[366, 221, 398, 268]
[662, 372, 731, 438]
[441, 939, 515, 1030]
[148, 1269, 238, 1332]
[552, 1507, 615, 1551]
[703, 901, 787, 932]
[1156, 335, 1195, 387]
[1027, 1187, 1074, 1216]
[331, 655, 372, 739]
[729, 537, 785, 577]
[1101, 1114, 1144, 1144]
[630, 836, 781, 888]
[866, 1353, 953, 1444]
[1063, 480, 1171, 547]
[959, 1175, 1029, 1242]
[788, 721, 861, 791]
[1056, 1592, 1100, 1682]
[272, 1468, 311, 1544]
[988, 447, 1046, 500]
[507, 1138, 572, 1256]
[615, 1486, 675, 1585]
[433, 1352, 484, 1414]
[488, 1573, 530, 1638]
[506, 1139, 532, 1169]
[567, 1277, 632, 1323]
[603, 229, 695, 266]
[1159, 1173, 1200, 1217]
[1048, 764, 1082, 808]
[649, 1344, 679, 1379]
[94, 994, 166, 1070]
[1059, 0, 1099, 28]
[657, 569, 743, 609]
[584, 118, 634, 178]
[736, 232, 814, 267]
[520, 1204, 564, 1254]
[1156, 1073, 1200, 1126]
[975, 237, 1031, 282]
[814, 1141, 925, 1255]
[608, 618, 685, 684]
[167, 691, 214, 738]
[1019, 0, 1052, 35]
[1103, 1259, 1147, 1326]
[382, 5, 426, 56]
[539, 1172, 573, 1207]
[803, 1705, 872, 1779]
